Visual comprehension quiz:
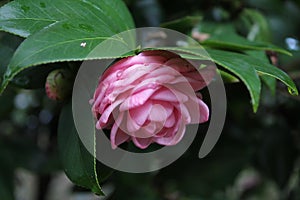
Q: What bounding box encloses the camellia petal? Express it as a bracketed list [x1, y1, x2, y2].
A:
[151, 88, 188, 102]
[119, 88, 156, 111]
[198, 98, 210, 123]
[128, 101, 152, 126]
[110, 113, 130, 149]
[132, 137, 153, 149]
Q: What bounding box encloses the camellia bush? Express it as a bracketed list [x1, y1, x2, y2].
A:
[0, 0, 299, 199]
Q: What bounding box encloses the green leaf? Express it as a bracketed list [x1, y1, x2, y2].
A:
[197, 23, 291, 55]
[161, 16, 202, 33]
[218, 69, 240, 83]
[58, 103, 104, 195]
[261, 74, 276, 95]
[0, 0, 135, 93]
[206, 49, 261, 112]
[0, 0, 134, 37]
[246, 50, 276, 94]
[207, 49, 298, 96]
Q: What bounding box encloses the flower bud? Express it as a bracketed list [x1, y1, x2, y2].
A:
[45, 68, 73, 101]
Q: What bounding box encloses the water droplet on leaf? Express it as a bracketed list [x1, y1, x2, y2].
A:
[80, 42, 87, 47]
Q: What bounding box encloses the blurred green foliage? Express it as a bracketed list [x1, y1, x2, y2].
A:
[0, 0, 299, 199]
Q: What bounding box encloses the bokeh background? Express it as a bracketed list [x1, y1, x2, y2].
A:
[0, 0, 300, 199]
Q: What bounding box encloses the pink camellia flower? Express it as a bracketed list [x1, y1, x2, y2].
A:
[91, 50, 215, 149]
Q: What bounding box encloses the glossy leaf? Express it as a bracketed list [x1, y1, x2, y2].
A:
[0, 0, 134, 37]
[209, 50, 298, 94]
[260, 74, 276, 95]
[218, 69, 240, 83]
[246, 50, 276, 94]
[58, 103, 103, 195]
[206, 49, 298, 110]
[0, 0, 135, 93]
[197, 22, 291, 55]
[207, 49, 261, 112]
